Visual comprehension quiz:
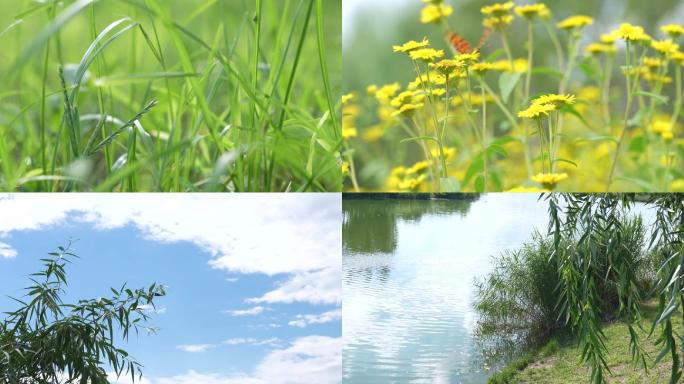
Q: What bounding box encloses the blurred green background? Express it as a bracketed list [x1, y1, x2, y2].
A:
[344, 0, 684, 93]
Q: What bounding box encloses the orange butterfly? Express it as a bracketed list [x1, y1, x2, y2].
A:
[445, 29, 492, 54]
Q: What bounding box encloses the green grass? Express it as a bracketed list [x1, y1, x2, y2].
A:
[505, 302, 681, 383]
[0, 0, 341, 192]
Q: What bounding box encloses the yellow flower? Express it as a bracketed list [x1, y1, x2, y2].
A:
[431, 146, 457, 160]
[662, 24, 684, 38]
[391, 103, 424, 117]
[532, 94, 576, 107]
[577, 86, 600, 102]
[642, 71, 672, 84]
[514, 3, 550, 19]
[615, 23, 650, 42]
[398, 174, 427, 191]
[407, 160, 431, 175]
[600, 32, 619, 44]
[652, 39, 680, 56]
[662, 130, 674, 142]
[518, 103, 556, 119]
[362, 126, 385, 142]
[532, 173, 568, 189]
[341, 161, 350, 176]
[342, 127, 358, 140]
[409, 48, 445, 62]
[456, 51, 481, 65]
[586, 43, 617, 55]
[651, 119, 672, 134]
[390, 91, 425, 108]
[430, 59, 465, 74]
[481, 1, 514, 16]
[408, 72, 449, 89]
[471, 62, 497, 74]
[341, 93, 355, 105]
[556, 15, 593, 30]
[671, 179, 684, 191]
[491, 58, 529, 73]
[507, 186, 549, 192]
[483, 15, 514, 29]
[643, 57, 664, 68]
[373, 83, 401, 101]
[393, 38, 430, 53]
[421, 4, 453, 24]
[673, 51, 684, 66]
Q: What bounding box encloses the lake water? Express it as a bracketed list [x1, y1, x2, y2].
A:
[342, 194, 553, 383]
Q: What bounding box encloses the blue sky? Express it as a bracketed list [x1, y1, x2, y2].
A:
[0, 194, 341, 384]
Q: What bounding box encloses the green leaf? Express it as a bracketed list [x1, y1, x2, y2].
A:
[440, 177, 460, 192]
[531, 66, 564, 78]
[628, 136, 647, 152]
[553, 158, 578, 168]
[487, 143, 509, 157]
[634, 91, 669, 105]
[499, 72, 522, 103]
[474, 174, 486, 192]
[561, 105, 594, 131]
[463, 154, 484, 185]
[615, 176, 655, 191]
[399, 136, 439, 144]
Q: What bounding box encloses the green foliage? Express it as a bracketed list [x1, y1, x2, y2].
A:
[0, 0, 341, 192]
[475, 216, 646, 355]
[0, 242, 165, 383]
[546, 193, 684, 384]
[488, 353, 533, 384]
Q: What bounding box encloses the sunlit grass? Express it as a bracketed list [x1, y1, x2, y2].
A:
[0, 0, 342, 192]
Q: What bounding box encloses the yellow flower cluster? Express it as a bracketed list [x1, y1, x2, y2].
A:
[556, 15, 593, 30]
[652, 39, 680, 56]
[518, 94, 575, 119]
[481, 1, 515, 29]
[393, 38, 430, 53]
[613, 23, 651, 42]
[409, 48, 445, 62]
[420, 0, 453, 24]
[386, 161, 431, 191]
[514, 3, 550, 20]
[662, 24, 684, 38]
[532, 173, 569, 189]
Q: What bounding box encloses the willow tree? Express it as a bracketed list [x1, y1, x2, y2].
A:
[547, 193, 684, 384]
[0, 242, 165, 383]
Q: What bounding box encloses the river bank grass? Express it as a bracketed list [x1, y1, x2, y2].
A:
[494, 301, 680, 383]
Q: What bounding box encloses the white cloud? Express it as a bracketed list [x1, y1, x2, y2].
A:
[0, 242, 17, 258]
[225, 278, 239, 283]
[224, 337, 280, 347]
[110, 336, 341, 384]
[225, 306, 265, 316]
[176, 344, 214, 353]
[253, 336, 341, 384]
[0, 194, 341, 305]
[288, 309, 342, 328]
[248, 267, 341, 305]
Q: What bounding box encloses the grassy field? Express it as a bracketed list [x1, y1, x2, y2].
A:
[0, 0, 341, 192]
[507, 302, 680, 383]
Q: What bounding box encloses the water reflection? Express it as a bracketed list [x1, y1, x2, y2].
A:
[342, 194, 549, 383]
[342, 195, 480, 255]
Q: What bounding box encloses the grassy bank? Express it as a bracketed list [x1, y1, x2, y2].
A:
[494, 302, 680, 383]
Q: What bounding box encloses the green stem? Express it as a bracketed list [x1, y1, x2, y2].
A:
[525, 21, 534, 101]
[537, 119, 546, 174]
[544, 20, 565, 71]
[607, 42, 640, 191]
[480, 77, 488, 192]
[602, 55, 614, 131]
